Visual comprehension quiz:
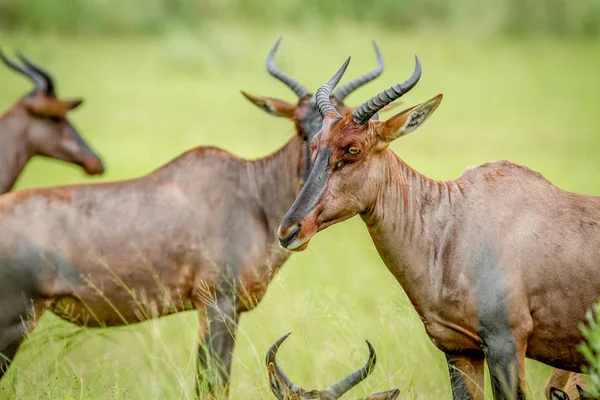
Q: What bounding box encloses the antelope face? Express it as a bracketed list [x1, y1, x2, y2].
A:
[266, 333, 400, 400]
[242, 38, 383, 145]
[1, 51, 104, 175]
[278, 56, 442, 251]
[22, 95, 104, 175]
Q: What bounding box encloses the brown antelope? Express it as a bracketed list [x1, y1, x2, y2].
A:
[0, 39, 384, 397]
[266, 333, 400, 400]
[0, 51, 104, 193]
[277, 57, 600, 400]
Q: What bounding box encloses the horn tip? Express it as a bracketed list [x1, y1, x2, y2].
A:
[239, 90, 252, 100]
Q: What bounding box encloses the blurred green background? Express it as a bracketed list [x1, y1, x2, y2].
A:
[0, 1, 599, 399]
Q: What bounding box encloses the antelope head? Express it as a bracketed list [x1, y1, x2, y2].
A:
[277, 55, 442, 251]
[242, 37, 389, 145]
[266, 333, 400, 400]
[0, 50, 104, 175]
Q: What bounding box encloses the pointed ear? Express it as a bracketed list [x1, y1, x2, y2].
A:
[577, 384, 593, 399]
[378, 94, 443, 143]
[67, 98, 84, 110]
[24, 96, 72, 118]
[268, 362, 293, 400]
[549, 387, 570, 400]
[241, 91, 296, 118]
[361, 388, 401, 399]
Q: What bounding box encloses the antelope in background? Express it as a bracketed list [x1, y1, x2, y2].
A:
[277, 57, 600, 399]
[266, 333, 400, 399]
[0, 51, 104, 193]
[0, 39, 384, 398]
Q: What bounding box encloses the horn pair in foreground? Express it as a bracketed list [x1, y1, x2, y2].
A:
[315, 55, 421, 123]
[266, 333, 400, 400]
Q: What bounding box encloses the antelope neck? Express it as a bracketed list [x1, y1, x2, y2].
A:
[247, 135, 308, 235]
[361, 150, 465, 315]
[0, 111, 33, 193]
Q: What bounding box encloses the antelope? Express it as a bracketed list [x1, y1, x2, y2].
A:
[0, 39, 384, 397]
[266, 333, 400, 399]
[0, 51, 104, 193]
[277, 57, 600, 400]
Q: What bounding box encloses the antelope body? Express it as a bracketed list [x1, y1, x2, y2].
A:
[278, 57, 599, 399]
[0, 51, 104, 193]
[0, 40, 384, 397]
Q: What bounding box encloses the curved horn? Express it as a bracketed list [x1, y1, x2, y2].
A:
[0, 49, 47, 93]
[333, 41, 384, 101]
[16, 51, 56, 96]
[325, 340, 377, 399]
[266, 332, 302, 393]
[315, 57, 351, 117]
[352, 55, 421, 124]
[266, 37, 310, 99]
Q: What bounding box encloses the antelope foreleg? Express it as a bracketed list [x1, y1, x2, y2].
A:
[483, 335, 526, 400]
[196, 292, 239, 398]
[446, 351, 485, 400]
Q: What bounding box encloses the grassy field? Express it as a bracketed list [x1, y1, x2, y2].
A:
[0, 26, 599, 399]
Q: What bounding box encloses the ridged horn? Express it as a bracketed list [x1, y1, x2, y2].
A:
[333, 41, 384, 101]
[325, 340, 377, 399]
[0, 49, 47, 93]
[266, 332, 302, 393]
[266, 37, 310, 99]
[352, 55, 421, 124]
[315, 57, 351, 117]
[16, 50, 56, 96]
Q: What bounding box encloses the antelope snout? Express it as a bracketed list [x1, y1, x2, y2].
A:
[83, 156, 105, 175]
[278, 223, 301, 249]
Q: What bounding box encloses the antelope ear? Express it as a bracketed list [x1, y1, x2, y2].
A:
[267, 362, 293, 400]
[378, 94, 443, 143]
[549, 387, 570, 400]
[67, 98, 84, 110]
[24, 96, 71, 118]
[361, 388, 401, 400]
[241, 91, 296, 118]
[577, 384, 593, 399]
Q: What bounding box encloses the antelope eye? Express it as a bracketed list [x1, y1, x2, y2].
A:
[347, 147, 360, 155]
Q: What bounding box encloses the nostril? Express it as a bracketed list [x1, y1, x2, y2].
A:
[278, 224, 301, 248]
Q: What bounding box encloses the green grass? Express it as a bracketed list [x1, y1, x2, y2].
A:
[0, 26, 599, 399]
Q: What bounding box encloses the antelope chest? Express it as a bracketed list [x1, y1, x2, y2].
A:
[420, 306, 481, 353]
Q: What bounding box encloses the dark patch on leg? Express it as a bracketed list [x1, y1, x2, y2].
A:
[447, 354, 475, 400]
[196, 284, 239, 397]
[0, 323, 27, 379]
[0, 249, 46, 380]
[474, 244, 522, 399]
